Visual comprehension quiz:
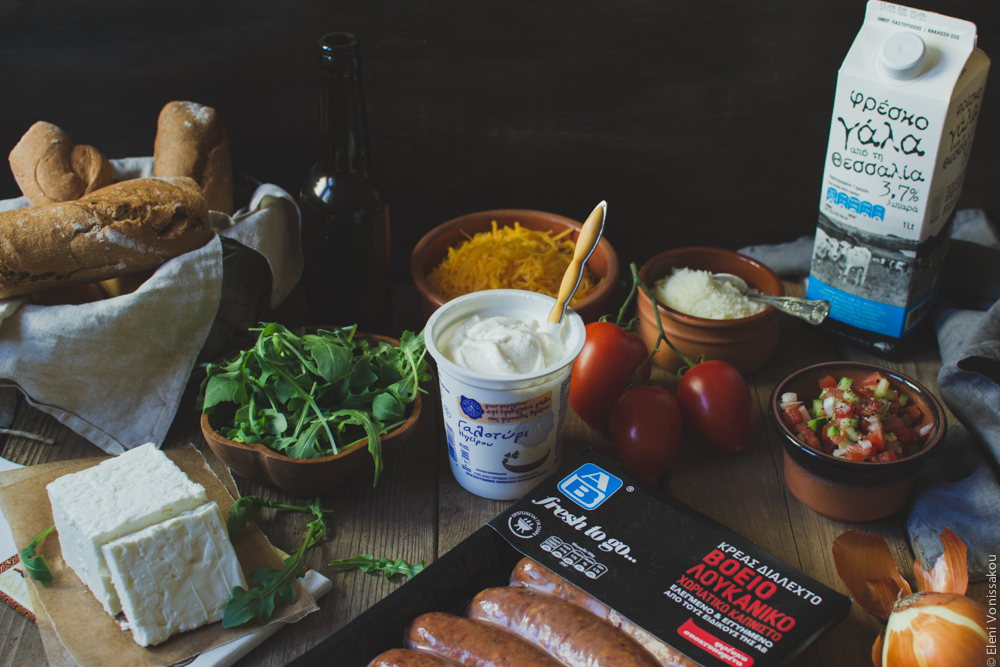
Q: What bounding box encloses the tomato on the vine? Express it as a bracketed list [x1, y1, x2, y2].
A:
[609, 385, 682, 482]
[569, 321, 651, 429]
[675, 359, 753, 453]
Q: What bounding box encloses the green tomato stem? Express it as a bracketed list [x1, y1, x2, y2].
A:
[629, 263, 698, 377]
[613, 276, 640, 329]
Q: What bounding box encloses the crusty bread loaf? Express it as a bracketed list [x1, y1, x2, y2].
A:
[9, 121, 114, 206]
[153, 101, 234, 215]
[0, 177, 212, 300]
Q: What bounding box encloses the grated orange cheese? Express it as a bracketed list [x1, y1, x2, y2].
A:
[427, 221, 601, 303]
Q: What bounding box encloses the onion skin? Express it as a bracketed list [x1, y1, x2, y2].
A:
[878, 592, 987, 667]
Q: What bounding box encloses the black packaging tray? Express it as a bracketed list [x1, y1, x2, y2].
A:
[290, 450, 851, 667]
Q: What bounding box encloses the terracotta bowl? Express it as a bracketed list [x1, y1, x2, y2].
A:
[410, 209, 620, 324]
[770, 361, 947, 522]
[200, 332, 422, 496]
[635, 247, 784, 374]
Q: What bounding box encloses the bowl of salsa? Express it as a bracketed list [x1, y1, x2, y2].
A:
[769, 361, 947, 522]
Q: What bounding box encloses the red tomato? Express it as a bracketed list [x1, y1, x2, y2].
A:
[834, 401, 854, 420]
[675, 360, 753, 453]
[609, 385, 682, 482]
[861, 371, 884, 387]
[866, 423, 886, 451]
[569, 321, 652, 429]
[886, 416, 914, 444]
[842, 442, 866, 461]
[781, 406, 804, 426]
[799, 428, 821, 450]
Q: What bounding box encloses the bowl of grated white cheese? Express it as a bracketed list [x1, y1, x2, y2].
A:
[654, 268, 768, 320]
[635, 247, 784, 374]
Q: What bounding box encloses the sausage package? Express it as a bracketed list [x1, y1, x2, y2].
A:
[290, 450, 851, 666]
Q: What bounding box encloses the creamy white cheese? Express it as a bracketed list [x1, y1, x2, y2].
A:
[45, 443, 208, 616]
[442, 314, 569, 374]
[102, 501, 247, 647]
[654, 268, 766, 320]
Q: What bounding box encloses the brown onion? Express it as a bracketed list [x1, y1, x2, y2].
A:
[875, 591, 987, 667]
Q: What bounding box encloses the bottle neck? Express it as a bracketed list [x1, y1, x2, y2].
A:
[317, 33, 371, 173]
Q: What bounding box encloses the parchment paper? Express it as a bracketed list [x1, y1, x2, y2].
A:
[0, 445, 319, 667]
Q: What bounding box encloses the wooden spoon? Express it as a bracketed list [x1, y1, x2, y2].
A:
[547, 201, 606, 324]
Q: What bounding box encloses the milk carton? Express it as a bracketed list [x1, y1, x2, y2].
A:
[806, 2, 989, 355]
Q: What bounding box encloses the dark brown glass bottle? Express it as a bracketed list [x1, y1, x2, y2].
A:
[300, 32, 392, 333]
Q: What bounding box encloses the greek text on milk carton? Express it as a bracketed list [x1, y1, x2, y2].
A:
[807, 2, 989, 353]
[425, 290, 586, 500]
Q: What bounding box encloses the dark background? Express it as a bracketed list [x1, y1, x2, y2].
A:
[1, 0, 996, 284]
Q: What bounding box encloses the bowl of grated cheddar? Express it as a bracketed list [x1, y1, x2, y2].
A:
[411, 209, 619, 324]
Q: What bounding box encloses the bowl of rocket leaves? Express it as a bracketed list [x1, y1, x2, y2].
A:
[199, 323, 431, 496]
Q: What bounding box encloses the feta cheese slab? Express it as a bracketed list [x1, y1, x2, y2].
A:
[102, 501, 247, 647]
[45, 443, 207, 615]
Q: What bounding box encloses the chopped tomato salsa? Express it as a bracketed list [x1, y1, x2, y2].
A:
[779, 372, 931, 462]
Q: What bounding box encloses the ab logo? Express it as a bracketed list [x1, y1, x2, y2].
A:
[558, 463, 623, 510]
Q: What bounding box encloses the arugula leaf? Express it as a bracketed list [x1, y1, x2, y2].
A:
[227, 495, 333, 540]
[202, 374, 240, 409]
[329, 554, 426, 579]
[222, 498, 328, 628]
[21, 524, 57, 587]
[373, 392, 405, 424]
[199, 323, 431, 487]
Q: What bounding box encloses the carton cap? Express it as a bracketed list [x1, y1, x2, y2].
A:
[879, 32, 928, 80]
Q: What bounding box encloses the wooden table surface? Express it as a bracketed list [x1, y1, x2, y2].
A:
[0, 283, 988, 667]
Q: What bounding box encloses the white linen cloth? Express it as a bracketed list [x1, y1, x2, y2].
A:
[0, 158, 303, 454]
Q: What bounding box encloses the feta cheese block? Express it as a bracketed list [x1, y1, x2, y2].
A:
[45, 443, 208, 616]
[102, 501, 247, 646]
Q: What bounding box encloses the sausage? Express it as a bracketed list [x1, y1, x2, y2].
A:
[510, 558, 698, 667]
[510, 557, 614, 618]
[405, 612, 562, 667]
[466, 586, 659, 667]
[368, 648, 462, 667]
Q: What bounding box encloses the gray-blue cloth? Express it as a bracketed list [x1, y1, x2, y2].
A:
[739, 212, 1000, 580]
[736, 235, 815, 277]
[909, 302, 1000, 579]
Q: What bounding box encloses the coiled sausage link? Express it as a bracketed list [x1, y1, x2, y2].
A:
[368, 647, 463, 667]
[466, 586, 659, 667]
[405, 612, 563, 667]
[510, 558, 698, 667]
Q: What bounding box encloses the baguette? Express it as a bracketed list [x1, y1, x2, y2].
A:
[153, 101, 234, 214]
[9, 121, 114, 206]
[0, 177, 212, 300]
